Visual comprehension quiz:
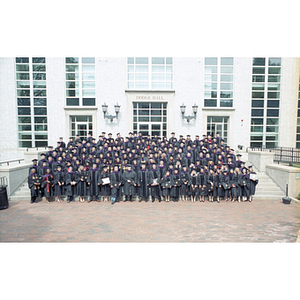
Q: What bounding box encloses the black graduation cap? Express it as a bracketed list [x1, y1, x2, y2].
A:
[69, 137, 73, 139]
[56, 165, 62, 168]
[220, 139, 225, 142]
[40, 153, 46, 156]
[179, 135, 183, 138]
[187, 134, 190, 137]
[242, 167, 248, 171]
[102, 132, 106, 134]
[92, 138, 96, 140]
[57, 141, 61, 144]
[108, 133, 112, 135]
[129, 132, 133, 135]
[248, 165, 253, 168]
[195, 135, 199, 137]
[171, 132, 175, 134]
[216, 132, 220, 135]
[32, 159, 38, 162]
[237, 154, 242, 157]
[222, 169, 228, 173]
[48, 146, 53, 149]
[231, 148, 235, 151]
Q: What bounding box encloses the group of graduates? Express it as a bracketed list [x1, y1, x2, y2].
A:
[27, 131, 258, 205]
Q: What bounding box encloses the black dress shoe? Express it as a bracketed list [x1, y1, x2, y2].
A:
[30, 200, 34, 204]
[111, 201, 115, 205]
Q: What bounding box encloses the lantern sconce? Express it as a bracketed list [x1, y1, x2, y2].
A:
[102, 103, 121, 122]
[180, 103, 198, 122]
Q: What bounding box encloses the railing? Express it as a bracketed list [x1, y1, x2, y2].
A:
[26, 147, 47, 152]
[246, 147, 300, 164]
[0, 159, 25, 166]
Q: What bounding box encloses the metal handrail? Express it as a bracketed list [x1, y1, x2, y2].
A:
[0, 159, 25, 166]
[26, 147, 47, 152]
[247, 147, 300, 164]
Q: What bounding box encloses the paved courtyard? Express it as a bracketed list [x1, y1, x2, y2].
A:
[0, 199, 299, 242]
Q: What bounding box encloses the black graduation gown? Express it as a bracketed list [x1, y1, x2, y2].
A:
[206, 174, 216, 197]
[170, 173, 181, 198]
[110, 171, 123, 198]
[149, 169, 161, 198]
[87, 168, 100, 196]
[229, 173, 239, 197]
[220, 174, 230, 197]
[137, 169, 150, 198]
[188, 174, 199, 196]
[239, 174, 250, 197]
[217, 174, 225, 197]
[41, 174, 54, 197]
[249, 172, 258, 196]
[180, 171, 189, 196]
[65, 172, 77, 196]
[122, 170, 137, 195]
[76, 170, 88, 196]
[53, 171, 65, 196]
[161, 176, 172, 197]
[197, 172, 207, 196]
[100, 172, 111, 196]
[28, 173, 41, 198]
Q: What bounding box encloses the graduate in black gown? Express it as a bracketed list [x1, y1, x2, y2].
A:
[180, 165, 189, 201]
[41, 168, 53, 203]
[110, 165, 122, 205]
[248, 166, 258, 202]
[220, 169, 230, 201]
[189, 169, 199, 202]
[76, 165, 88, 202]
[137, 163, 150, 202]
[149, 164, 162, 203]
[100, 165, 111, 202]
[53, 165, 64, 202]
[87, 163, 100, 203]
[206, 169, 215, 202]
[240, 167, 250, 201]
[122, 165, 137, 202]
[65, 166, 77, 203]
[229, 167, 239, 202]
[198, 167, 207, 202]
[161, 170, 172, 202]
[170, 168, 181, 202]
[28, 168, 41, 203]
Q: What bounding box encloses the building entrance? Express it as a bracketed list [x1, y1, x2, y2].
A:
[133, 102, 167, 138]
[207, 116, 228, 143]
[70, 115, 93, 140]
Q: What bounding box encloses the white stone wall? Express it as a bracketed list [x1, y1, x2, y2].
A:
[0, 56, 299, 161]
[0, 57, 19, 160]
[279, 57, 298, 147]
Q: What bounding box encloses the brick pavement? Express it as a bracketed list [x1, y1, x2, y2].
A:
[0, 199, 299, 242]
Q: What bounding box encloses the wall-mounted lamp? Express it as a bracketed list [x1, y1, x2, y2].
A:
[180, 103, 198, 122]
[102, 103, 121, 122]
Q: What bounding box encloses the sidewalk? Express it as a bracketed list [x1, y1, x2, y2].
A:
[0, 199, 299, 242]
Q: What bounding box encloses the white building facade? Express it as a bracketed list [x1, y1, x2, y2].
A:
[0, 57, 299, 160]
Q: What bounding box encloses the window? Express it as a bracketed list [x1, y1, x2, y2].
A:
[127, 57, 173, 90]
[250, 57, 281, 148]
[65, 57, 96, 106]
[204, 57, 234, 107]
[16, 57, 48, 148]
[133, 103, 167, 137]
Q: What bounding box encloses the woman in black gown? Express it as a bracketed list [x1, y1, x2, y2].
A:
[161, 171, 172, 202]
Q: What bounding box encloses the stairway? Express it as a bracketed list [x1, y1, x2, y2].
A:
[9, 180, 31, 201]
[250, 167, 285, 200]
